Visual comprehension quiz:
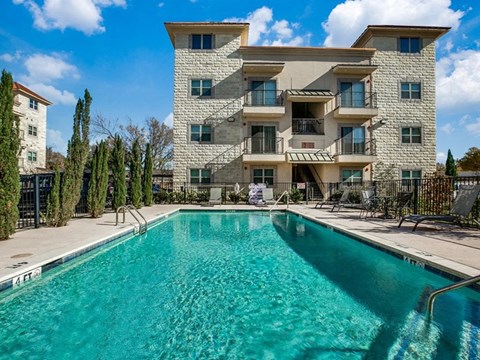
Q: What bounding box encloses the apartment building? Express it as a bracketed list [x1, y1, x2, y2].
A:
[165, 22, 448, 196]
[13, 82, 52, 173]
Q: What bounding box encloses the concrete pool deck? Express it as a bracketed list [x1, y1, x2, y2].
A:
[1, 204, 479, 288]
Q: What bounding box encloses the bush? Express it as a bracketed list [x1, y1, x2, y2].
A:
[197, 191, 209, 203]
[228, 191, 241, 204]
[289, 187, 304, 203]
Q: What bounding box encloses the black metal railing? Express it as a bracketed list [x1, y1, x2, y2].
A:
[334, 138, 376, 156]
[243, 136, 284, 155]
[335, 91, 377, 109]
[292, 118, 324, 135]
[244, 90, 284, 106]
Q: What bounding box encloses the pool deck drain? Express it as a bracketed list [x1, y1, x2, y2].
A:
[0, 204, 479, 289]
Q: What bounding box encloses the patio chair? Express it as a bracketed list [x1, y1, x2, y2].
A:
[393, 191, 413, 219]
[315, 188, 351, 211]
[262, 188, 276, 205]
[208, 188, 222, 206]
[398, 184, 480, 231]
[359, 189, 380, 218]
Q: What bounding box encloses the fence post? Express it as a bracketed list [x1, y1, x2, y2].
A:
[413, 178, 419, 214]
[34, 174, 40, 228]
[305, 182, 309, 205]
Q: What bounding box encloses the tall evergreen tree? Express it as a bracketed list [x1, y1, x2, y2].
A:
[130, 138, 142, 208]
[46, 166, 61, 226]
[111, 135, 126, 210]
[143, 143, 153, 206]
[55, 89, 92, 226]
[0, 70, 20, 239]
[445, 149, 457, 177]
[87, 141, 109, 217]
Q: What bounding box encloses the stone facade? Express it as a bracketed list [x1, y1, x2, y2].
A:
[13, 83, 51, 173]
[166, 23, 448, 191]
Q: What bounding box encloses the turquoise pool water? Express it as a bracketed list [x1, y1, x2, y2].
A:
[0, 211, 479, 359]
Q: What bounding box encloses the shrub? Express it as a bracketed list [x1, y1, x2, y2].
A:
[228, 191, 241, 204]
[289, 187, 304, 203]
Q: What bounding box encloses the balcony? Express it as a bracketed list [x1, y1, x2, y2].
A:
[333, 138, 377, 164]
[243, 90, 285, 118]
[292, 118, 324, 135]
[242, 136, 285, 163]
[333, 91, 379, 119]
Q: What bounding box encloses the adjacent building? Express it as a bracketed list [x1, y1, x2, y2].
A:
[165, 22, 448, 197]
[13, 82, 52, 173]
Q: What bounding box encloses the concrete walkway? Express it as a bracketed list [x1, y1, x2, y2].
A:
[1, 204, 479, 288]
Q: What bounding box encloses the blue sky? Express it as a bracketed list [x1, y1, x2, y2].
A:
[1, 0, 479, 163]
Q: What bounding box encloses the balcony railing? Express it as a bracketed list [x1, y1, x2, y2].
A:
[292, 118, 324, 135]
[335, 91, 377, 109]
[334, 138, 376, 156]
[243, 136, 284, 154]
[244, 90, 284, 106]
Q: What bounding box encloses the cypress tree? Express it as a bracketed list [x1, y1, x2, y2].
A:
[46, 166, 61, 226]
[143, 143, 153, 206]
[130, 138, 142, 208]
[87, 141, 109, 217]
[56, 89, 92, 226]
[111, 135, 126, 210]
[445, 149, 457, 177]
[0, 70, 20, 239]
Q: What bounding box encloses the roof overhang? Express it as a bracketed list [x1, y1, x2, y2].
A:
[286, 89, 334, 103]
[243, 62, 285, 74]
[164, 22, 250, 46]
[13, 82, 52, 106]
[240, 46, 376, 58]
[287, 151, 334, 163]
[352, 25, 450, 48]
[332, 64, 378, 75]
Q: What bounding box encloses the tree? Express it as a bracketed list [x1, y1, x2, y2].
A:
[143, 143, 153, 206]
[445, 149, 457, 177]
[51, 89, 92, 227]
[129, 138, 142, 208]
[87, 141, 109, 217]
[46, 166, 61, 226]
[111, 135, 126, 210]
[458, 147, 480, 171]
[46, 146, 66, 170]
[0, 69, 20, 239]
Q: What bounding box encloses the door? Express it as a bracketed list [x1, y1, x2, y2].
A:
[340, 82, 365, 107]
[251, 125, 276, 153]
[341, 127, 365, 154]
[251, 81, 276, 105]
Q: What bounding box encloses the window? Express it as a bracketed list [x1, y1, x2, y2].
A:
[250, 80, 277, 106]
[28, 125, 38, 136]
[340, 82, 365, 108]
[399, 37, 420, 53]
[190, 169, 211, 184]
[340, 126, 365, 154]
[253, 168, 274, 185]
[27, 151, 37, 162]
[401, 127, 421, 144]
[191, 34, 213, 49]
[402, 169, 421, 186]
[401, 82, 421, 99]
[29, 98, 38, 110]
[341, 169, 362, 184]
[191, 79, 212, 97]
[190, 125, 212, 142]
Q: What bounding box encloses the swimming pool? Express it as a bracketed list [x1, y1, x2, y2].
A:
[0, 211, 479, 359]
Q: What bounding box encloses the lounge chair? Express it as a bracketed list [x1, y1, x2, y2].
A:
[393, 191, 413, 219]
[398, 184, 480, 231]
[262, 188, 276, 205]
[208, 187, 222, 205]
[315, 188, 352, 212]
[359, 189, 379, 218]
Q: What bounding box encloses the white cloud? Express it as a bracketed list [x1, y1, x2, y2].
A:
[225, 6, 272, 45]
[436, 151, 447, 163]
[465, 117, 480, 137]
[163, 112, 173, 127]
[28, 83, 77, 105]
[158, 2, 164, 7]
[22, 53, 79, 84]
[13, 0, 126, 35]
[47, 128, 68, 154]
[0, 53, 14, 62]
[436, 50, 480, 110]
[440, 123, 455, 135]
[323, 0, 463, 47]
[272, 20, 292, 39]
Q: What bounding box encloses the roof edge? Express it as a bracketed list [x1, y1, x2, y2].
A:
[13, 82, 52, 106]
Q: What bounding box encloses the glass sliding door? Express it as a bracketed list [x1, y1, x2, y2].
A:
[341, 126, 365, 154]
[251, 81, 276, 106]
[251, 125, 276, 154]
[340, 82, 365, 108]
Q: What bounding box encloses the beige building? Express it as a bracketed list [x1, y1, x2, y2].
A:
[13, 82, 52, 174]
[165, 22, 448, 197]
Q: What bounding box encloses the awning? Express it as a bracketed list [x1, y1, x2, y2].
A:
[332, 64, 378, 75]
[286, 89, 334, 102]
[287, 151, 334, 163]
[243, 62, 285, 74]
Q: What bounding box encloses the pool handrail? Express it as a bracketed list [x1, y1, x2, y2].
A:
[116, 205, 148, 234]
[269, 190, 289, 213]
[427, 273, 480, 318]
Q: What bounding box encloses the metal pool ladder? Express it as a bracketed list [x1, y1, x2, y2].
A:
[116, 205, 148, 234]
[269, 190, 289, 214]
[427, 274, 480, 318]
